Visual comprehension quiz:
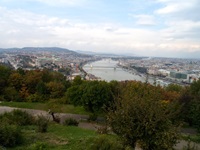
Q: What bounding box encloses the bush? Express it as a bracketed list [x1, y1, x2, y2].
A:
[88, 113, 97, 122]
[0, 123, 23, 147]
[27, 94, 46, 102]
[182, 140, 198, 150]
[64, 118, 79, 126]
[35, 115, 49, 133]
[0, 109, 34, 126]
[96, 126, 109, 134]
[90, 135, 123, 150]
[29, 142, 48, 150]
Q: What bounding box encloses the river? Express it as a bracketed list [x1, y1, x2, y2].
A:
[83, 59, 154, 83]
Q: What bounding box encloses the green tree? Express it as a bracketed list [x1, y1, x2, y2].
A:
[36, 81, 47, 95]
[41, 69, 52, 83]
[165, 84, 183, 93]
[178, 87, 193, 125]
[0, 65, 11, 94]
[16, 67, 25, 75]
[107, 81, 180, 150]
[3, 86, 20, 101]
[8, 72, 24, 91]
[66, 85, 83, 106]
[186, 80, 200, 130]
[19, 84, 29, 100]
[72, 76, 83, 86]
[50, 71, 66, 83]
[81, 81, 112, 113]
[46, 81, 65, 98]
[109, 80, 121, 100]
[67, 80, 113, 115]
[24, 70, 43, 94]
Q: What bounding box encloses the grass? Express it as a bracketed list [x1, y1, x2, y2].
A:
[0, 101, 90, 115]
[5, 123, 100, 150]
[182, 134, 200, 143]
[0, 109, 99, 150]
[48, 123, 97, 149]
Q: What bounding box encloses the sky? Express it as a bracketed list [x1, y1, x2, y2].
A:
[0, 0, 200, 58]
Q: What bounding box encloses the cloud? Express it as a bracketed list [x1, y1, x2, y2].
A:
[161, 20, 200, 40]
[131, 14, 156, 26]
[153, 0, 200, 54]
[31, 0, 88, 7]
[0, 5, 200, 58]
[156, 0, 200, 21]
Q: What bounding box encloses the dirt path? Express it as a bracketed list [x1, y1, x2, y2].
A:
[0, 106, 100, 130]
[0, 106, 200, 150]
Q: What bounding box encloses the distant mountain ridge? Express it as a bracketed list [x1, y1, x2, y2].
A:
[0, 47, 137, 57]
[75, 50, 136, 57]
[0, 47, 75, 53]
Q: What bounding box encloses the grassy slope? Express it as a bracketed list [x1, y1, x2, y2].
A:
[7, 123, 97, 150]
[0, 102, 90, 115]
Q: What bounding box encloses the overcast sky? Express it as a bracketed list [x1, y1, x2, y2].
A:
[0, 0, 200, 58]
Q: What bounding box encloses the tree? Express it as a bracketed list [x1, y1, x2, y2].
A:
[185, 80, 200, 130]
[16, 67, 25, 75]
[67, 80, 113, 115]
[107, 81, 180, 150]
[19, 84, 29, 100]
[46, 81, 65, 98]
[41, 69, 52, 83]
[0, 65, 11, 94]
[72, 76, 83, 86]
[8, 72, 24, 91]
[66, 85, 84, 106]
[36, 81, 47, 95]
[165, 84, 183, 93]
[190, 79, 200, 96]
[81, 81, 112, 113]
[24, 70, 43, 94]
[3, 86, 20, 102]
[50, 71, 66, 83]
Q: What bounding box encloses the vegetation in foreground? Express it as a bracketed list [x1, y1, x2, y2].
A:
[0, 109, 124, 150]
[1, 64, 200, 149]
[0, 101, 90, 115]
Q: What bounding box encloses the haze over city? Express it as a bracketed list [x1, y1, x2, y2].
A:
[0, 0, 200, 58]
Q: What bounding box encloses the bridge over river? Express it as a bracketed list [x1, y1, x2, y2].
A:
[83, 65, 120, 69]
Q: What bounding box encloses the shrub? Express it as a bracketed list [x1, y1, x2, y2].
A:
[29, 142, 48, 150]
[88, 113, 97, 122]
[12, 109, 34, 125]
[0, 123, 23, 147]
[0, 109, 34, 126]
[35, 115, 49, 133]
[90, 135, 123, 150]
[64, 118, 79, 126]
[27, 94, 45, 102]
[182, 140, 198, 150]
[96, 126, 110, 134]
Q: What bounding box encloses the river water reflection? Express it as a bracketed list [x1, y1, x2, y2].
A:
[83, 59, 153, 83]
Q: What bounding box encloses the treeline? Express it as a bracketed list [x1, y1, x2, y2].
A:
[0, 65, 70, 102]
[1, 64, 200, 129]
[1, 64, 200, 149]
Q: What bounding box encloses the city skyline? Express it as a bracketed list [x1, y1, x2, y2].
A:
[0, 0, 200, 58]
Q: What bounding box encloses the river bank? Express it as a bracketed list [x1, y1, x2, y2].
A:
[82, 59, 152, 83]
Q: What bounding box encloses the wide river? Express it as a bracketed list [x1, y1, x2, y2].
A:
[83, 59, 154, 83]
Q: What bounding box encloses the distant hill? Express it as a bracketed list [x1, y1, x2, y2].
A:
[23, 47, 75, 53]
[0, 47, 78, 54]
[0, 47, 74, 52]
[75, 50, 136, 57]
[0, 47, 138, 58]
